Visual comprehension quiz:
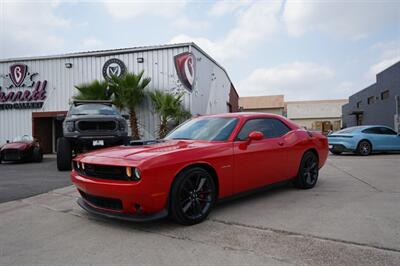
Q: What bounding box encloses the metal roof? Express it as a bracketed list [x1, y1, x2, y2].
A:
[0, 43, 194, 62]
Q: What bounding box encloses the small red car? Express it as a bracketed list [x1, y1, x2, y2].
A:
[71, 113, 328, 225]
[0, 135, 43, 163]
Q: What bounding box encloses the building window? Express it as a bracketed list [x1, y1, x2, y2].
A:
[356, 101, 361, 108]
[368, 96, 375, 105]
[381, 90, 389, 100]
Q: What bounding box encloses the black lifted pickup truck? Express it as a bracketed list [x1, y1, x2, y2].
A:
[57, 100, 128, 171]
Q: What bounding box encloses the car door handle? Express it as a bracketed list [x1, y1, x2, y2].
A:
[278, 141, 284, 146]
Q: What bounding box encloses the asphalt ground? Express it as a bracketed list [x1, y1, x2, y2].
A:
[0, 155, 71, 203]
[0, 154, 399, 265]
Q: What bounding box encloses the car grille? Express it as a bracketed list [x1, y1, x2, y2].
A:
[73, 162, 132, 181]
[2, 149, 22, 161]
[78, 190, 123, 211]
[77, 121, 117, 132]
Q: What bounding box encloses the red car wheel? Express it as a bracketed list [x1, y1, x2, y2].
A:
[170, 167, 216, 225]
[293, 151, 319, 189]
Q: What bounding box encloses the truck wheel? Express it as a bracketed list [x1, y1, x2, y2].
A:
[32, 147, 43, 162]
[57, 137, 72, 171]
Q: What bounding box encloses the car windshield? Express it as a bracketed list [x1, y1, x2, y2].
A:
[13, 135, 33, 142]
[165, 117, 238, 141]
[70, 104, 119, 116]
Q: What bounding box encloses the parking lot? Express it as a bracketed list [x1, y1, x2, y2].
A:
[0, 155, 71, 203]
[0, 154, 399, 265]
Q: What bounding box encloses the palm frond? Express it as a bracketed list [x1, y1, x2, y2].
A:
[74, 80, 111, 100]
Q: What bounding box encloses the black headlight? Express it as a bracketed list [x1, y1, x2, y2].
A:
[65, 121, 75, 132]
[119, 121, 126, 131]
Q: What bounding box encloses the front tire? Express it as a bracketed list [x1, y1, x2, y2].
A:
[169, 167, 216, 225]
[330, 149, 342, 155]
[357, 140, 372, 156]
[293, 151, 319, 189]
[57, 137, 72, 171]
[32, 147, 43, 162]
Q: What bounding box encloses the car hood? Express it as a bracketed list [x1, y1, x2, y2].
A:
[79, 140, 214, 161]
[1, 142, 31, 151]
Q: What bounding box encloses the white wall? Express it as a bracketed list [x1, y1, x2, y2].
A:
[0, 44, 233, 143]
[286, 100, 347, 120]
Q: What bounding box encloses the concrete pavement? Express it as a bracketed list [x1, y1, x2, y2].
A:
[0, 154, 399, 265]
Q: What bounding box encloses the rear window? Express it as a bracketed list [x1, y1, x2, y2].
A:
[335, 127, 358, 134]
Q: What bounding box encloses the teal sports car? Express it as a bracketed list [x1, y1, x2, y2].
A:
[328, 125, 400, 156]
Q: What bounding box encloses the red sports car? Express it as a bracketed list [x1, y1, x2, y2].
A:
[71, 113, 328, 225]
[0, 135, 43, 163]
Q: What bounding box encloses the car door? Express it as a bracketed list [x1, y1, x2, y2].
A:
[232, 118, 291, 194]
[362, 127, 384, 150]
[378, 127, 400, 151]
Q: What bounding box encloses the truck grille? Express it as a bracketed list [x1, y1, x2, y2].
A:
[73, 162, 132, 181]
[2, 149, 22, 161]
[77, 121, 117, 132]
[78, 190, 123, 211]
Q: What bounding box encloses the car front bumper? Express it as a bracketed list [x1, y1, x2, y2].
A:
[71, 170, 169, 221]
[77, 198, 168, 222]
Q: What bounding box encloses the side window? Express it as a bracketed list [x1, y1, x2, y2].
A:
[362, 127, 381, 134]
[236, 118, 290, 140]
[379, 127, 397, 135]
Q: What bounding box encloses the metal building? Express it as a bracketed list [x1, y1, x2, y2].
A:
[0, 43, 239, 153]
[342, 61, 400, 131]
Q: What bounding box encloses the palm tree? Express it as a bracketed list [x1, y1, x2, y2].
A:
[74, 80, 112, 100]
[149, 90, 191, 138]
[109, 71, 151, 140]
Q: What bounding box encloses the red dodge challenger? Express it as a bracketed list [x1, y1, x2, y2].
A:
[71, 113, 328, 225]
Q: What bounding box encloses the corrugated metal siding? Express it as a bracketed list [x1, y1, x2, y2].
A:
[0, 45, 233, 143]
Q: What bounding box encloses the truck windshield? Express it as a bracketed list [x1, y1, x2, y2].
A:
[69, 104, 119, 116]
[165, 117, 238, 141]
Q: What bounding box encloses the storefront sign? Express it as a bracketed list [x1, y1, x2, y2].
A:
[102, 58, 126, 80]
[174, 52, 196, 92]
[0, 64, 47, 110]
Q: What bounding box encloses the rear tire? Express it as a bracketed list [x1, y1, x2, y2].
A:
[169, 167, 216, 225]
[57, 137, 72, 171]
[293, 151, 319, 189]
[357, 140, 372, 156]
[32, 147, 43, 162]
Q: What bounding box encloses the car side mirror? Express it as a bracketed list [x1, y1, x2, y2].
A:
[248, 131, 264, 141]
[122, 114, 130, 120]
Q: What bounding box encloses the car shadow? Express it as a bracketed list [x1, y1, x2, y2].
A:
[78, 181, 296, 232]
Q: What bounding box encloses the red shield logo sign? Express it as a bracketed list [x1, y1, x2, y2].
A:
[174, 52, 196, 91]
[9, 64, 27, 87]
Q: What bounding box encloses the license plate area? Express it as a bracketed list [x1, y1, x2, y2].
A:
[93, 140, 104, 146]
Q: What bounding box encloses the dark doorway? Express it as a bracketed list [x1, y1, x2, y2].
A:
[33, 117, 53, 153]
[356, 113, 363, 126]
[32, 111, 67, 154]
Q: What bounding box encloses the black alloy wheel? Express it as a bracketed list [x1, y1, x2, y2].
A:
[170, 167, 216, 225]
[357, 140, 372, 156]
[293, 151, 319, 189]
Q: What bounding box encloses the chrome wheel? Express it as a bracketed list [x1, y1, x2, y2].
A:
[357, 141, 371, 156]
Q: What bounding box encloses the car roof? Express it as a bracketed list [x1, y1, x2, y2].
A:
[198, 112, 285, 119]
[196, 112, 300, 130]
[349, 125, 393, 130]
